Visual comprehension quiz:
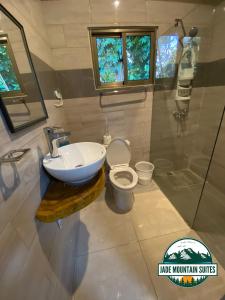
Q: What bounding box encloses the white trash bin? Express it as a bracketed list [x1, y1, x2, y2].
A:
[135, 161, 154, 185]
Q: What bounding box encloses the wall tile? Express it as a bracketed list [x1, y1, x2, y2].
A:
[42, 0, 91, 25]
[0, 223, 29, 300]
[47, 25, 66, 49]
[63, 23, 90, 48]
[147, 1, 196, 23]
[52, 47, 92, 70]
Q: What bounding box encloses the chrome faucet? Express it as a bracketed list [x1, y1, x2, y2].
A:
[43, 127, 71, 158]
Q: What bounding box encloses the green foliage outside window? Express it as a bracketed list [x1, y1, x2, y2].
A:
[126, 35, 151, 81]
[90, 27, 156, 89]
[156, 35, 178, 78]
[96, 37, 124, 84]
[0, 44, 21, 92]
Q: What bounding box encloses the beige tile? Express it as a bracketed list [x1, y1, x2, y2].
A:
[63, 23, 90, 48]
[0, 161, 41, 234]
[134, 180, 159, 195]
[77, 196, 137, 255]
[140, 230, 225, 300]
[90, 0, 148, 24]
[74, 242, 157, 300]
[90, 0, 118, 24]
[47, 25, 66, 48]
[2, 0, 50, 55]
[42, 0, 91, 25]
[130, 189, 189, 240]
[48, 214, 80, 296]
[11, 183, 43, 248]
[147, 1, 195, 23]
[13, 236, 58, 300]
[52, 47, 92, 70]
[0, 223, 29, 300]
[184, 4, 214, 26]
[117, 10, 147, 24]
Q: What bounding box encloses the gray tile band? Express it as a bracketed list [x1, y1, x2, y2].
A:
[31, 53, 58, 99]
[31, 53, 225, 99]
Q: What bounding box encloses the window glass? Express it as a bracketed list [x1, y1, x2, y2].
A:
[0, 44, 21, 92]
[96, 37, 123, 84]
[126, 35, 151, 81]
[156, 35, 179, 78]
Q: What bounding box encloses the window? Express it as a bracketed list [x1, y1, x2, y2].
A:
[156, 35, 179, 79]
[0, 34, 23, 97]
[89, 27, 157, 90]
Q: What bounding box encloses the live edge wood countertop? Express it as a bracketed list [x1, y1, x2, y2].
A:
[36, 168, 105, 223]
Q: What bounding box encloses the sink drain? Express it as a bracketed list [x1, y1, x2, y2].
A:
[75, 164, 83, 168]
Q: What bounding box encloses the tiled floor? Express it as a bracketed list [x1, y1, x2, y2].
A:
[155, 168, 203, 225]
[72, 181, 225, 300]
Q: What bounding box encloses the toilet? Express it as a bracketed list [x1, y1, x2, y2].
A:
[106, 138, 138, 212]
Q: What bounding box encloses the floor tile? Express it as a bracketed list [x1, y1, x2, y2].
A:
[77, 190, 137, 255]
[155, 169, 203, 226]
[134, 181, 159, 194]
[74, 242, 157, 300]
[140, 230, 225, 300]
[130, 189, 189, 240]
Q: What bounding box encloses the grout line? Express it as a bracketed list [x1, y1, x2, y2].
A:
[137, 237, 159, 300]
[137, 228, 191, 244]
[128, 206, 159, 298]
[74, 238, 138, 258]
[136, 228, 192, 300]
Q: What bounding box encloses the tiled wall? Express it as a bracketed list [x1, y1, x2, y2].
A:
[150, 3, 216, 227]
[0, 1, 79, 300]
[42, 0, 211, 71]
[193, 2, 225, 261]
[193, 2, 225, 269]
[189, 2, 225, 194]
[194, 110, 225, 268]
[151, 3, 214, 170]
[150, 1, 225, 267]
[1, 0, 224, 299]
[41, 0, 212, 164]
[63, 90, 153, 165]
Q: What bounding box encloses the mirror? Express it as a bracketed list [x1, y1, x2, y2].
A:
[0, 4, 48, 133]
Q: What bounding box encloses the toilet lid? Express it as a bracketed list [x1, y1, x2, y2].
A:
[106, 138, 131, 169]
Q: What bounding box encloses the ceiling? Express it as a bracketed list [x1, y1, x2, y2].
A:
[152, 0, 222, 4]
[40, 0, 222, 3]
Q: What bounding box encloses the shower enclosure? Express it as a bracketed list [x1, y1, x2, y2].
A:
[151, 2, 225, 268]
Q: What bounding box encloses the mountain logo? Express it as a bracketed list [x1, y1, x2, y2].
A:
[158, 238, 218, 287]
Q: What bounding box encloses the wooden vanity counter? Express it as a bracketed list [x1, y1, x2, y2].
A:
[36, 168, 105, 223]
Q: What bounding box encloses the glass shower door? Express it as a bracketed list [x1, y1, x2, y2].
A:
[193, 107, 225, 268]
[151, 9, 219, 226]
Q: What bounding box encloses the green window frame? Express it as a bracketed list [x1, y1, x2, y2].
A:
[89, 27, 157, 90]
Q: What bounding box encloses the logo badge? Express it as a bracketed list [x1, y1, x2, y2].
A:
[158, 238, 218, 287]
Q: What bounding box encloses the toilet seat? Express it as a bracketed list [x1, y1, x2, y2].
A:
[106, 138, 138, 191]
[106, 138, 131, 170]
[109, 166, 138, 190]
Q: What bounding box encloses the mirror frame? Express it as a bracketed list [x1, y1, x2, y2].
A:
[0, 4, 48, 133]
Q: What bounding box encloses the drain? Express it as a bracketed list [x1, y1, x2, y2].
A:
[75, 164, 83, 168]
[167, 171, 175, 176]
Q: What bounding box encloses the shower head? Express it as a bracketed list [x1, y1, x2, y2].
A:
[175, 18, 186, 36]
[175, 19, 198, 38]
[189, 26, 198, 37]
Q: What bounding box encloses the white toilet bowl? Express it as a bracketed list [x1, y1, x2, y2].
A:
[106, 138, 138, 212]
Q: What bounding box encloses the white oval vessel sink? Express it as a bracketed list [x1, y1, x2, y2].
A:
[43, 142, 106, 185]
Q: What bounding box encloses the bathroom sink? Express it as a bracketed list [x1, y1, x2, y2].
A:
[43, 142, 106, 185]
